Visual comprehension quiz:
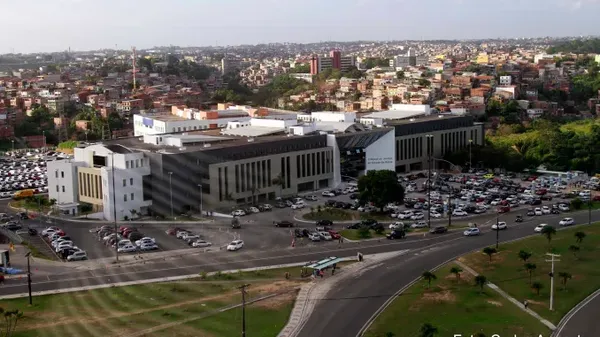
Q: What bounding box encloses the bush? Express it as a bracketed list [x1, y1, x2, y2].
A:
[374, 226, 385, 235]
[199, 271, 207, 279]
[358, 226, 372, 239]
[571, 198, 583, 210]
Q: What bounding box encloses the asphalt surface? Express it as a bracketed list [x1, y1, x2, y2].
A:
[556, 290, 600, 337]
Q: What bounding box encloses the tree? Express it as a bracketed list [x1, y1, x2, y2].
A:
[518, 250, 532, 263]
[421, 271, 437, 288]
[0, 308, 23, 337]
[524, 263, 537, 284]
[531, 281, 543, 295]
[358, 226, 371, 239]
[541, 226, 557, 244]
[571, 197, 583, 210]
[450, 266, 463, 282]
[568, 245, 580, 258]
[290, 63, 310, 73]
[419, 323, 438, 337]
[418, 78, 431, 87]
[559, 272, 572, 290]
[358, 170, 404, 212]
[482, 247, 497, 263]
[474, 275, 487, 293]
[396, 71, 405, 80]
[385, 333, 395, 337]
[272, 173, 284, 197]
[575, 231, 586, 244]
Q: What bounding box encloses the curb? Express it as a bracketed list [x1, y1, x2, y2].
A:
[552, 287, 600, 337]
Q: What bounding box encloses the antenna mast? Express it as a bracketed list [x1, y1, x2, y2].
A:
[132, 46, 137, 91]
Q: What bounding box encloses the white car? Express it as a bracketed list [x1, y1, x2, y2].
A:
[491, 222, 507, 230]
[291, 203, 305, 210]
[389, 222, 404, 230]
[139, 243, 159, 251]
[136, 237, 156, 244]
[534, 224, 549, 232]
[42, 227, 59, 236]
[227, 240, 244, 251]
[192, 240, 212, 248]
[319, 231, 333, 241]
[397, 211, 414, 220]
[534, 208, 543, 216]
[55, 241, 73, 252]
[176, 231, 190, 239]
[135, 238, 155, 246]
[308, 232, 321, 241]
[118, 244, 138, 253]
[411, 221, 427, 229]
[66, 251, 87, 261]
[463, 228, 481, 236]
[559, 218, 575, 226]
[51, 237, 71, 247]
[183, 235, 201, 242]
[542, 206, 551, 215]
[117, 239, 132, 248]
[490, 199, 501, 206]
[558, 204, 570, 212]
[453, 210, 468, 217]
[248, 207, 260, 213]
[429, 211, 442, 218]
[231, 209, 246, 217]
[411, 212, 424, 220]
[321, 191, 335, 197]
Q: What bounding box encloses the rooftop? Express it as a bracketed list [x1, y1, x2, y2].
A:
[221, 126, 286, 137]
[362, 110, 427, 120]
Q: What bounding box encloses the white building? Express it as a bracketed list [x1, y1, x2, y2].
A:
[297, 111, 356, 123]
[47, 144, 152, 221]
[499, 75, 512, 86]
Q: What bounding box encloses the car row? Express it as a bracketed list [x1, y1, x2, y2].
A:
[91, 225, 158, 252]
[231, 204, 273, 216]
[0, 156, 49, 197]
[166, 227, 213, 248]
[41, 226, 88, 261]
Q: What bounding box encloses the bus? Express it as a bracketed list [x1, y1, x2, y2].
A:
[13, 189, 35, 200]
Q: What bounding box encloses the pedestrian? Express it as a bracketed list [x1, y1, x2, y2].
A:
[523, 299, 528, 309]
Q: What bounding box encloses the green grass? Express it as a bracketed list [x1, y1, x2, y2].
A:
[3, 267, 311, 337]
[364, 264, 550, 337]
[303, 208, 392, 222]
[460, 222, 600, 324]
[21, 240, 54, 260]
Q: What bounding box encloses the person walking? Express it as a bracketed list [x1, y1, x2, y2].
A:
[523, 299, 528, 309]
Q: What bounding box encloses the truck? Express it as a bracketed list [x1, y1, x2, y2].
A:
[13, 189, 34, 200]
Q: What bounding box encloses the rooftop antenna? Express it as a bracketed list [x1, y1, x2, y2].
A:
[132, 46, 137, 91]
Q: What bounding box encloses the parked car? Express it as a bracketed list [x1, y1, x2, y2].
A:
[192, 240, 212, 248]
[139, 243, 159, 251]
[118, 245, 138, 253]
[227, 240, 244, 251]
[308, 232, 321, 242]
[275, 221, 294, 228]
[66, 251, 87, 261]
[231, 209, 246, 217]
[327, 230, 341, 239]
[318, 231, 333, 241]
[386, 230, 405, 239]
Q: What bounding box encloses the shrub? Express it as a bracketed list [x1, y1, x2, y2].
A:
[571, 197, 583, 210]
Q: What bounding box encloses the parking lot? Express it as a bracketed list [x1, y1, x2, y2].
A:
[0, 149, 62, 199]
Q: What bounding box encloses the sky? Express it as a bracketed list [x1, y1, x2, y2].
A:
[1, 0, 599, 54]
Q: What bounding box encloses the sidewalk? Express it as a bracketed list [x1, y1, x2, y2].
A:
[277, 250, 410, 337]
[454, 260, 557, 331]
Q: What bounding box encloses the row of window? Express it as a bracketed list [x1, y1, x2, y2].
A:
[123, 193, 135, 202]
[125, 158, 145, 169]
[78, 172, 103, 200]
[296, 151, 333, 179]
[122, 178, 134, 187]
[395, 128, 480, 162]
[396, 137, 423, 162]
[217, 160, 274, 202]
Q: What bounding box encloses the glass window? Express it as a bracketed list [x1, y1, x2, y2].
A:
[130, 178, 133, 185]
[56, 185, 59, 192]
[126, 161, 130, 169]
[131, 193, 134, 201]
[61, 171, 64, 178]
[62, 186, 65, 192]
[123, 179, 126, 187]
[124, 194, 127, 202]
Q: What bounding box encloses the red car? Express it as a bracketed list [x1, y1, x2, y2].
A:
[327, 230, 341, 239]
[497, 206, 510, 213]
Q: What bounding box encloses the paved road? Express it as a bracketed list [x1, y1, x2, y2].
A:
[555, 289, 600, 337]
[296, 209, 600, 337]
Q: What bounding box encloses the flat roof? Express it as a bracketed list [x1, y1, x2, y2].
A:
[386, 114, 466, 125]
[221, 126, 286, 137]
[145, 115, 190, 122]
[362, 110, 426, 120]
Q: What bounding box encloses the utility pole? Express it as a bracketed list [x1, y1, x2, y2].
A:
[468, 139, 473, 170]
[447, 194, 452, 227]
[25, 252, 32, 305]
[588, 199, 592, 226]
[495, 214, 500, 249]
[198, 184, 203, 216]
[168, 172, 174, 219]
[545, 253, 561, 311]
[238, 284, 250, 337]
[111, 153, 119, 262]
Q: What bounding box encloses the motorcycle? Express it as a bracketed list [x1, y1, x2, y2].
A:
[515, 216, 523, 223]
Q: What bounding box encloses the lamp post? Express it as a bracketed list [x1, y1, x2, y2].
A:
[468, 139, 473, 170]
[495, 213, 500, 249]
[198, 184, 203, 216]
[426, 134, 434, 228]
[25, 252, 32, 305]
[168, 172, 173, 219]
[110, 153, 119, 262]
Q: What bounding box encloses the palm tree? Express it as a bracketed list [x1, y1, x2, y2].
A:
[482, 247, 497, 263]
[419, 323, 438, 337]
[524, 263, 537, 284]
[568, 245, 580, 258]
[450, 266, 463, 282]
[272, 173, 284, 197]
[532, 281, 543, 295]
[541, 226, 557, 244]
[474, 275, 487, 293]
[575, 231, 586, 244]
[518, 250, 532, 263]
[559, 271, 572, 290]
[421, 271, 437, 288]
[0, 308, 23, 336]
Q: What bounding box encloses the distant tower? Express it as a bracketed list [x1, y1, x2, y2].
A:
[132, 47, 137, 91]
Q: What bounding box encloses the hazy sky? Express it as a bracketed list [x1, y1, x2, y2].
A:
[2, 0, 599, 53]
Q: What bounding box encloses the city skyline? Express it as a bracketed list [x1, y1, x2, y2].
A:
[2, 0, 600, 54]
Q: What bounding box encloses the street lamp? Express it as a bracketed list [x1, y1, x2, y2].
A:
[168, 172, 173, 219]
[495, 213, 500, 249]
[426, 134, 434, 228]
[468, 139, 473, 170]
[198, 184, 203, 216]
[110, 153, 119, 262]
[25, 252, 32, 305]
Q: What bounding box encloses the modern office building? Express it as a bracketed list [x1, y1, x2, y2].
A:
[47, 144, 152, 221]
[390, 48, 429, 69]
[310, 50, 356, 75]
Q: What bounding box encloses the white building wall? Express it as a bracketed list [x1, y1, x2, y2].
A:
[390, 104, 432, 115]
[133, 114, 252, 136]
[47, 159, 81, 205]
[326, 134, 342, 187]
[365, 129, 396, 173]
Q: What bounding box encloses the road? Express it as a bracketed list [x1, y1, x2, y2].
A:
[555, 289, 600, 337]
[296, 209, 600, 337]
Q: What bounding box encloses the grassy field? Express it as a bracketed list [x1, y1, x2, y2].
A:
[339, 229, 388, 240]
[364, 264, 550, 337]
[302, 208, 391, 221]
[459, 222, 600, 324]
[3, 266, 315, 337]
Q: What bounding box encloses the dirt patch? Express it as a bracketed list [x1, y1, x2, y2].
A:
[487, 300, 503, 307]
[421, 289, 456, 303]
[443, 271, 474, 283]
[526, 299, 546, 305]
[252, 291, 296, 310]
